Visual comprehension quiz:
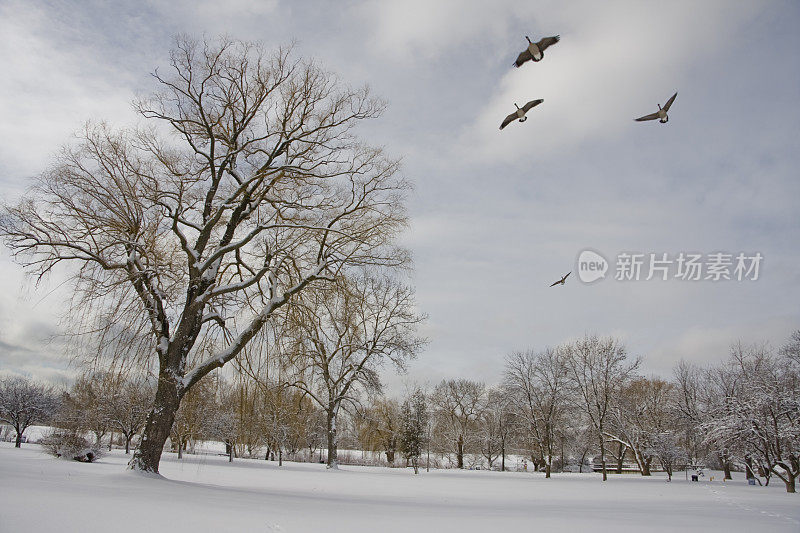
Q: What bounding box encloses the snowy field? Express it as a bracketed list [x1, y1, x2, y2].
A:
[1, 442, 798, 533]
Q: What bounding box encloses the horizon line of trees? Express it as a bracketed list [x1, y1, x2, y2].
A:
[3, 330, 798, 492]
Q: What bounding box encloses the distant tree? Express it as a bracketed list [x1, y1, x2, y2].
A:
[0, 376, 59, 447]
[432, 379, 485, 469]
[171, 374, 217, 459]
[563, 421, 595, 473]
[671, 360, 707, 466]
[285, 274, 424, 469]
[56, 372, 113, 447]
[374, 398, 402, 464]
[357, 397, 401, 464]
[702, 342, 800, 493]
[780, 330, 800, 369]
[504, 348, 569, 478]
[701, 353, 743, 481]
[258, 384, 315, 465]
[564, 335, 640, 481]
[107, 376, 153, 454]
[477, 388, 510, 470]
[400, 389, 428, 474]
[209, 385, 240, 462]
[606, 377, 676, 476]
[649, 431, 686, 481]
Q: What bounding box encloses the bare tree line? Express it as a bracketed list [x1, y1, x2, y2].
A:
[2, 329, 799, 493]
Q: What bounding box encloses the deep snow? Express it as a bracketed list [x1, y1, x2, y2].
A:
[0, 442, 798, 532]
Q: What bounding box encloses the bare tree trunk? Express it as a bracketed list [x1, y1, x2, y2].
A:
[457, 435, 464, 469]
[109, 431, 114, 452]
[720, 453, 732, 480]
[177, 436, 183, 459]
[326, 408, 338, 469]
[545, 462, 551, 478]
[279, 449, 283, 467]
[130, 373, 180, 473]
[775, 459, 799, 493]
[641, 456, 652, 476]
[616, 443, 625, 474]
[598, 432, 608, 481]
[501, 437, 505, 472]
[426, 442, 430, 472]
[777, 470, 797, 493]
[125, 434, 131, 454]
[14, 427, 22, 448]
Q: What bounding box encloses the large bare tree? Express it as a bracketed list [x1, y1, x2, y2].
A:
[1, 36, 409, 473]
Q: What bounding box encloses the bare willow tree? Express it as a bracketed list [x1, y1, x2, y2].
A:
[606, 377, 675, 476]
[1, 36, 410, 473]
[564, 335, 639, 481]
[284, 273, 424, 469]
[356, 397, 402, 464]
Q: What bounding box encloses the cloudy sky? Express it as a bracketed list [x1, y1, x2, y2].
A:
[1, 0, 798, 391]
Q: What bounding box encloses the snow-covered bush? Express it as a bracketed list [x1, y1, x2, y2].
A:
[43, 430, 103, 462]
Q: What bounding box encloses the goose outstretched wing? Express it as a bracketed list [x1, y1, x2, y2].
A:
[538, 35, 560, 51]
[514, 49, 532, 67]
[635, 112, 660, 121]
[663, 92, 678, 112]
[500, 111, 518, 130]
[521, 99, 544, 112]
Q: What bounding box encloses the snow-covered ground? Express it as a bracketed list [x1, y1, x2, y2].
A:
[1, 442, 798, 533]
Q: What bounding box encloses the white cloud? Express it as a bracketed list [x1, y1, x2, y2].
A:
[0, 1, 139, 183]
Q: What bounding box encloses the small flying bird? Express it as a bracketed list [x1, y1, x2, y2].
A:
[635, 92, 678, 124]
[550, 272, 571, 287]
[514, 35, 560, 67]
[500, 99, 544, 130]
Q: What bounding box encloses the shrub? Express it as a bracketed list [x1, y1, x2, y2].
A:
[43, 430, 102, 462]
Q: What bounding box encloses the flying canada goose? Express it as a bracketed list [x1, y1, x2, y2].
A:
[514, 35, 560, 67]
[549, 272, 571, 287]
[500, 99, 544, 130]
[635, 92, 678, 124]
